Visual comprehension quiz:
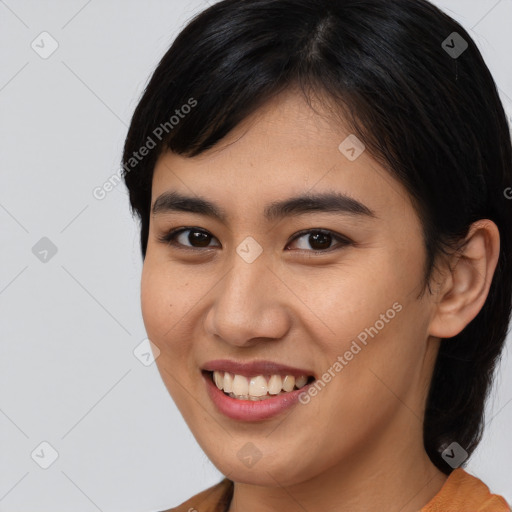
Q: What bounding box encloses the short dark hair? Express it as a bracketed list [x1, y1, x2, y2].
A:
[122, 0, 512, 474]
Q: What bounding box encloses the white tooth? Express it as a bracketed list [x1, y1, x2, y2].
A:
[295, 375, 308, 388]
[223, 372, 233, 393]
[213, 371, 224, 390]
[249, 375, 268, 397]
[267, 375, 282, 395]
[282, 375, 295, 392]
[233, 374, 249, 396]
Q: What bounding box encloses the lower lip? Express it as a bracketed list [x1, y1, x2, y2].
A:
[203, 372, 313, 422]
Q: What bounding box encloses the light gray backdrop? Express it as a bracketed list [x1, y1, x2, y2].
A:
[1, 1, 511, 510]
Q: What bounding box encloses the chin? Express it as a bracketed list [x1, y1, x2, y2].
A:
[203, 442, 315, 487]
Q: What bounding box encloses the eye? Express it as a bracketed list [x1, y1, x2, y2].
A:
[158, 227, 351, 254]
[157, 227, 220, 250]
[286, 229, 352, 253]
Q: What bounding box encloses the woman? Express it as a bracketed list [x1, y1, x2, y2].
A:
[121, 0, 512, 510]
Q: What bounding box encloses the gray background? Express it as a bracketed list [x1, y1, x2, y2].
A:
[0, 0, 511, 510]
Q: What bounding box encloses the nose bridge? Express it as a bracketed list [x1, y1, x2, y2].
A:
[206, 247, 289, 345]
[220, 251, 272, 322]
[223, 233, 271, 307]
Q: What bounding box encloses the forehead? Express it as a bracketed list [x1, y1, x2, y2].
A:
[151, 90, 413, 221]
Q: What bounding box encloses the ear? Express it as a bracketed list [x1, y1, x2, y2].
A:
[429, 219, 500, 339]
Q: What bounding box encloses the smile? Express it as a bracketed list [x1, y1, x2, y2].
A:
[201, 359, 317, 421]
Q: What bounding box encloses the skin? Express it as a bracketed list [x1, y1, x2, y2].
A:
[140, 88, 500, 512]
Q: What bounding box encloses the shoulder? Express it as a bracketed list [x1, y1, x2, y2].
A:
[158, 478, 234, 512]
[421, 468, 510, 512]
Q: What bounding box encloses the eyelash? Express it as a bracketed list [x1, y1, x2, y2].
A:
[157, 227, 352, 255]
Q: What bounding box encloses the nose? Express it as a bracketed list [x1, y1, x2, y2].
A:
[203, 255, 291, 348]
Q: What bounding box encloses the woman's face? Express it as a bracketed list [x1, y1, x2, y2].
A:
[141, 89, 441, 486]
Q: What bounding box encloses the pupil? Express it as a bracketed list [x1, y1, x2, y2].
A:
[191, 230, 211, 247]
[310, 232, 331, 250]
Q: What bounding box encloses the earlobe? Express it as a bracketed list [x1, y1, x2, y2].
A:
[429, 220, 500, 339]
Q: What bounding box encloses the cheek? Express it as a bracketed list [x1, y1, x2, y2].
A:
[140, 262, 199, 408]
[293, 251, 416, 343]
[304, 249, 428, 396]
[140, 264, 166, 340]
[140, 261, 193, 357]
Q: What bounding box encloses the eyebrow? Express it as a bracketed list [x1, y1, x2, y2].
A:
[152, 190, 376, 222]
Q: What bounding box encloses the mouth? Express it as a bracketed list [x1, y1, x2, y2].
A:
[200, 361, 317, 421]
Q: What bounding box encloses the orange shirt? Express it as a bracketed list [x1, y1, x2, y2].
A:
[164, 468, 510, 512]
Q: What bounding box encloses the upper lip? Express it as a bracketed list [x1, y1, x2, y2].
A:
[202, 359, 316, 379]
